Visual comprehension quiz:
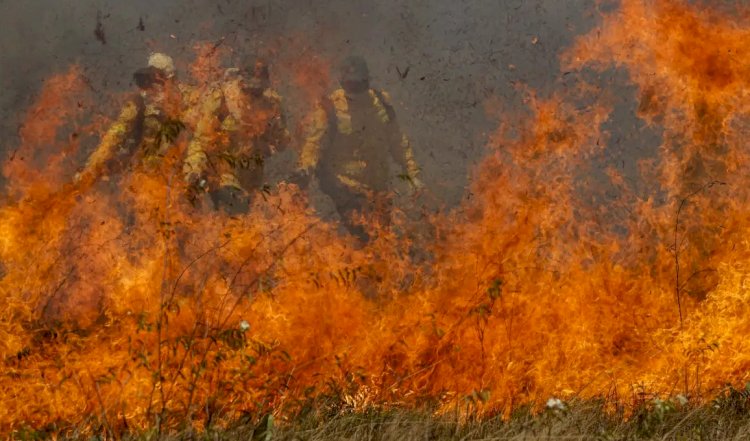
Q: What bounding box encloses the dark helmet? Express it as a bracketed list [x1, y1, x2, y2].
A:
[339, 56, 370, 84]
[242, 59, 271, 95]
[252, 59, 270, 82]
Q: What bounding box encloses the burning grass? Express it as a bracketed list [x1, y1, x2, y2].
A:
[6, 0, 750, 438]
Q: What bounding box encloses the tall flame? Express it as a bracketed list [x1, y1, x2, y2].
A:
[5, 0, 750, 434]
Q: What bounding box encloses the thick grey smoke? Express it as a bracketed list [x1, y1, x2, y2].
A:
[0, 0, 600, 205]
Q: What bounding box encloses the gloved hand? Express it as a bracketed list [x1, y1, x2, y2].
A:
[72, 169, 97, 186]
[286, 169, 312, 190]
[185, 172, 209, 206]
[410, 176, 425, 191]
[210, 185, 250, 215]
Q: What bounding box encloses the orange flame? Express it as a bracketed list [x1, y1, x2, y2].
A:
[6, 0, 750, 435]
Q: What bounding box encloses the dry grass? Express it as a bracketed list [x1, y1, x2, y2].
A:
[16, 390, 750, 440]
[247, 401, 750, 441]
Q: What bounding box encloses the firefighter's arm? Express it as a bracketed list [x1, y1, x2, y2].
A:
[182, 88, 223, 185]
[297, 103, 328, 173]
[269, 103, 291, 153]
[274, 109, 292, 153]
[76, 100, 139, 182]
[263, 91, 291, 153]
[394, 133, 424, 189]
[380, 91, 423, 189]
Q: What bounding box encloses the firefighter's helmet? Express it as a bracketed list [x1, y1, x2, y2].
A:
[339, 56, 370, 83]
[223, 67, 242, 81]
[252, 59, 270, 82]
[148, 52, 176, 78]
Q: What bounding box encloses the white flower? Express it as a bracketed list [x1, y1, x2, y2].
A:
[546, 397, 566, 411]
[673, 394, 688, 406]
[239, 320, 250, 332]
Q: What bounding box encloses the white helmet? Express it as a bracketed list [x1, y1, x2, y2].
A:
[223, 67, 242, 80]
[147, 52, 176, 78]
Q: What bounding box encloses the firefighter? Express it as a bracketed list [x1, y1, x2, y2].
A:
[57, 53, 194, 326]
[183, 60, 290, 214]
[75, 53, 190, 185]
[296, 55, 423, 242]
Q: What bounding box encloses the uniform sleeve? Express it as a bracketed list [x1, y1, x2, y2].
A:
[268, 94, 291, 153]
[297, 102, 328, 172]
[271, 116, 292, 154]
[80, 100, 140, 179]
[179, 84, 202, 128]
[396, 133, 421, 180]
[380, 91, 421, 182]
[182, 88, 224, 183]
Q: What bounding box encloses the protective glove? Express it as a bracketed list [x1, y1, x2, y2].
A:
[185, 172, 209, 206]
[286, 169, 312, 190]
[210, 185, 250, 215]
[410, 176, 425, 191]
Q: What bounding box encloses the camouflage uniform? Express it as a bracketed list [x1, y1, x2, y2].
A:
[183, 62, 289, 214]
[298, 56, 421, 241]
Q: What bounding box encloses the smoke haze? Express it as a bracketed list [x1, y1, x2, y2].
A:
[0, 0, 600, 204]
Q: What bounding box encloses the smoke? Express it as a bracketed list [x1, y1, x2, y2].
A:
[0, 0, 600, 205]
[6, 1, 750, 429]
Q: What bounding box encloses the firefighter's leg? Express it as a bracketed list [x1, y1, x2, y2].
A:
[336, 191, 370, 244]
[370, 191, 393, 234]
[210, 186, 251, 215]
[318, 173, 370, 243]
[210, 174, 251, 215]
